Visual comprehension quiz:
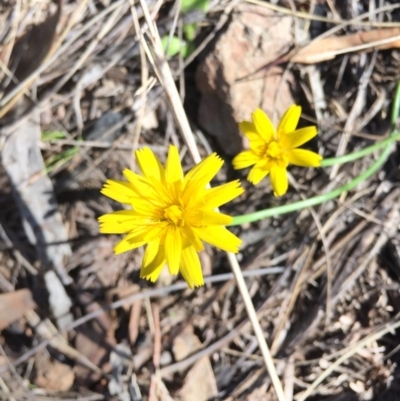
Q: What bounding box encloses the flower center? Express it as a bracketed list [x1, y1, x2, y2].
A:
[266, 141, 282, 158]
[263, 141, 288, 167]
[164, 204, 185, 226]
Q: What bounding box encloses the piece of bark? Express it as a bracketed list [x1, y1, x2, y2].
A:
[2, 111, 72, 285]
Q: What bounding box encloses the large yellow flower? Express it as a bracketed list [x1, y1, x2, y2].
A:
[99, 145, 244, 288]
[233, 105, 322, 197]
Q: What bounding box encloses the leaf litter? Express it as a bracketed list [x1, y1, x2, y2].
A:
[0, 0, 400, 400]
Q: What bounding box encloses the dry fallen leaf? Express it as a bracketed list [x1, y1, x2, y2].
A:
[34, 352, 75, 392]
[74, 325, 112, 385]
[0, 289, 36, 331]
[291, 28, 400, 64]
[173, 327, 217, 401]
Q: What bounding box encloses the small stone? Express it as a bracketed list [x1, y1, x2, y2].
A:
[160, 351, 172, 366]
[35, 354, 74, 392]
[84, 111, 123, 143]
[196, 3, 295, 155]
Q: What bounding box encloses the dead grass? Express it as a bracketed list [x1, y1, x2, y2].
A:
[1, 0, 400, 400]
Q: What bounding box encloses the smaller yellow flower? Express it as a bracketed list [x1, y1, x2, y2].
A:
[233, 105, 322, 197]
[99, 145, 244, 288]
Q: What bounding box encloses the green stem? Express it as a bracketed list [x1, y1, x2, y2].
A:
[230, 143, 392, 225]
[321, 131, 400, 167]
[391, 80, 400, 126]
[230, 81, 400, 226]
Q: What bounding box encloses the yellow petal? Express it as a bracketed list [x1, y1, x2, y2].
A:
[247, 164, 269, 185]
[181, 226, 204, 252]
[135, 147, 164, 180]
[123, 169, 156, 196]
[122, 169, 168, 209]
[128, 199, 163, 217]
[147, 176, 173, 205]
[165, 145, 183, 183]
[142, 222, 169, 242]
[183, 186, 206, 211]
[113, 224, 166, 254]
[232, 150, 260, 169]
[165, 227, 182, 275]
[270, 165, 288, 197]
[140, 240, 166, 282]
[249, 138, 267, 153]
[238, 121, 257, 135]
[202, 180, 244, 209]
[187, 210, 233, 226]
[180, 246, 204, 289]
[114, 233, 146, 254]
[193, 226, 242, 253]
[251, 109, 275, 142]
[182, 153, 224, 208]
[98, 210, 138, 234]
[101, 180, 135, 204]
[281, 126, 318, 150]
[286, 149, 322, 167]
[122, 168, 141, 185]
[238, 121, 264, 143]
[277, 104, 301, 136]
[183, 153, 223, 189]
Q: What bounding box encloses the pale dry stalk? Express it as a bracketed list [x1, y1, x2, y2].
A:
[132, 1, 286, 399]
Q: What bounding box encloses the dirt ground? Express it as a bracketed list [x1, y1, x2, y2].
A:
[1, 0, 400, 400]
